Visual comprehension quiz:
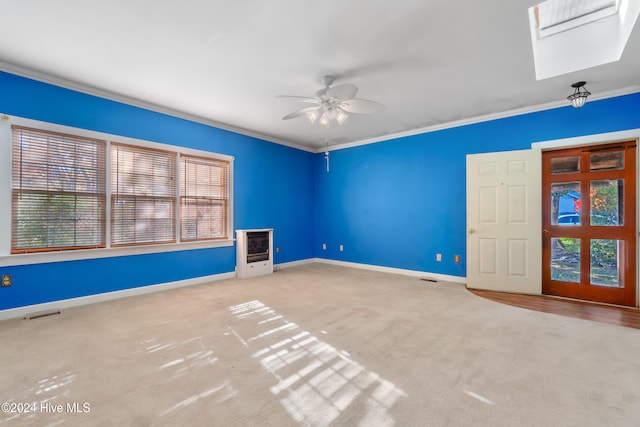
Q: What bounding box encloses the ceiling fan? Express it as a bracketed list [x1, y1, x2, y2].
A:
[278, 75, 385, 128]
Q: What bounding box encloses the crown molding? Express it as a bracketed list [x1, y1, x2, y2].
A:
[0, 61, 314, 153]
[2, 60, 637, 156]
[315, 85, 640, 153]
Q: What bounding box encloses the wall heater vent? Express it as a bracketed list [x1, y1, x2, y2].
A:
[236, 229, 274, 279]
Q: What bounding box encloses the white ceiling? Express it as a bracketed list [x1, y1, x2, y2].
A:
[1, 0, 639, 151]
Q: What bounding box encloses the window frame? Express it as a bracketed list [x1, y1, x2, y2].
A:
[11, 125, 108, 253]
[180, 155, 231, 242]
[0, 114, 234, 267]
[111, 142, 178, 247]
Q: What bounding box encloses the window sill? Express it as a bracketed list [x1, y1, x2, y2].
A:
[0, 239, 234, 267]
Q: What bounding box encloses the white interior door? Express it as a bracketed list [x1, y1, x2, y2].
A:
[466, 149, 542, 294]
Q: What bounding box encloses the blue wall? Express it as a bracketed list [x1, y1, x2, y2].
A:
[2, 68, 639, 311]
[314, 92, 640, 277]
[0, 71, 315, 310]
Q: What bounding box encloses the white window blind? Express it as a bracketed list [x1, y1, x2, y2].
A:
[11, 125, 106, 253]
[180, 155, 229, 241]
[111, 143, 176, 246]
[8, 119, 232, 258]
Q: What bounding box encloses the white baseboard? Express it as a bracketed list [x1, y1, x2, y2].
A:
[0, 271, 236, 321]
[274, 258, 316, 270]
[0, 259, 466, 321]
[312, 258, 467, 284]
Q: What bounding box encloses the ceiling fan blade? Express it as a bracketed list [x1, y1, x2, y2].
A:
[324, 83, 358, 100]
[339, 98, 385, 114]
[282, 106, 321, 120]
[276, 95, 320, 104]
[315, 87, 328, 98]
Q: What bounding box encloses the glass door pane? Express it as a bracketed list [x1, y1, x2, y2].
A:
[551, 237, 580, 282]
[590, 179, 623, 226]
[590, 151, 623, 171]
[590, 239, 621, 287]
[551, 182, 580, 225]
[551, 156, 580, 174]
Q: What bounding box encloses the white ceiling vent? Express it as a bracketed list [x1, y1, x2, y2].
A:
[535, 0, 619, 38]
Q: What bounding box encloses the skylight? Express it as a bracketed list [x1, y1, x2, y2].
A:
[535, 0, 619, 38]
[528, 0, 640, 80]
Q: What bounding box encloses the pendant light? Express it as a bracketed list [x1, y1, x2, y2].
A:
[567, 81, 590, 108]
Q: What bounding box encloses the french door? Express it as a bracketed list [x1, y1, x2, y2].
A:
[542, 142, 637, 307]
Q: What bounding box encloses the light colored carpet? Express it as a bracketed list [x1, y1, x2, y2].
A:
[1, 263, 639, 426]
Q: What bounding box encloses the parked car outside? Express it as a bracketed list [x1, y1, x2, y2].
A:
[558, 213, 580, 224]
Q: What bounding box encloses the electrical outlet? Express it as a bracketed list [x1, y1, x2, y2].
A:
[322, 243, 326, 250]
[276, 247, 280, 253]
[339, 244, 344, 252]
[1, 275, 11, 287]
[436, 253, 442, 262]
[454, 255, 461, 264]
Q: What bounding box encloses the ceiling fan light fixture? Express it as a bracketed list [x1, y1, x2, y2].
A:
[567, 81, 591, 108]
[336, 110, 349, 126]
[325, 107, 338, 120]
[318, 114, 330, 128]
[278, 74, 384, 128]
[305, 109, 319, 123]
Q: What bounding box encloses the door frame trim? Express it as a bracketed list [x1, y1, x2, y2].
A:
[532, 128, 640, 307]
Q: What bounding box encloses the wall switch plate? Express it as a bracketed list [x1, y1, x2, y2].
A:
[339, 244, 344, 252]
[1, 275, 11, 287]
[322, 243, 326, 250]
[436, 253, 442, 262]
[454, 255, 461, 263]
[276, 247, 280, 253]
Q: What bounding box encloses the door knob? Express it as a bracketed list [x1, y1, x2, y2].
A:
[468, 228, 475, 234]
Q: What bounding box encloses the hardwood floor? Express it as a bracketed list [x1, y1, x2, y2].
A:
[469, 289, 640, 330]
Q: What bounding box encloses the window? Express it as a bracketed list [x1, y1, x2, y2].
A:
[11, 126, 106, 253]
[180, 156, 229, 241]
[8, 120, 232, 259]
[528, 0, 638, 80]
[534, 0, 619, 37]
[111, 144, 176, 246]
